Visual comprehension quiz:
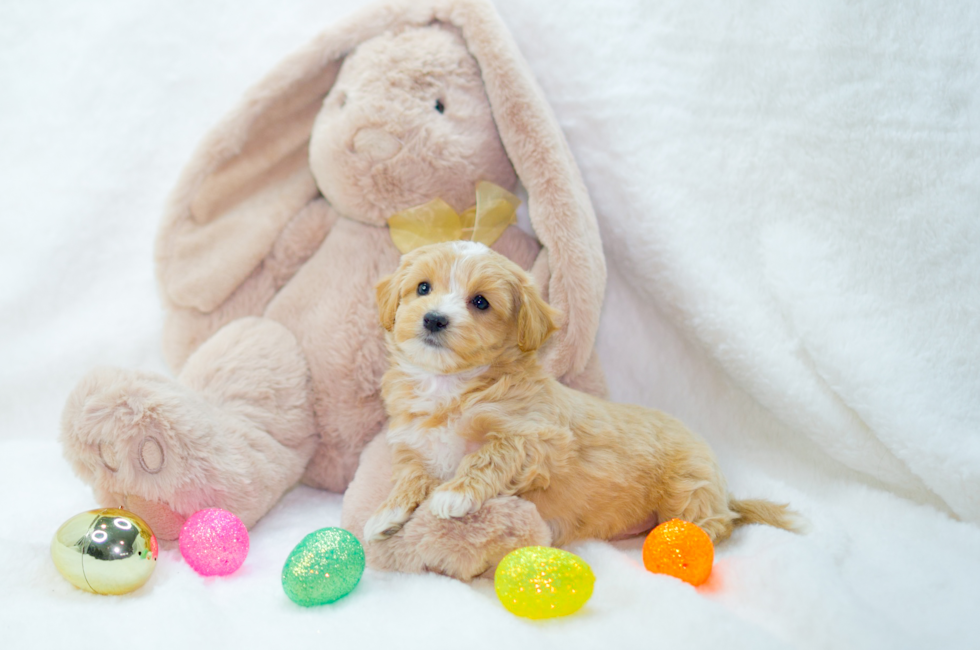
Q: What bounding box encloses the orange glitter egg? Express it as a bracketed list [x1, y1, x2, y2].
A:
[642, 519, 714, 586]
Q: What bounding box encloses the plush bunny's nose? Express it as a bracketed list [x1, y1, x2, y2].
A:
[352, 128, 401, 161]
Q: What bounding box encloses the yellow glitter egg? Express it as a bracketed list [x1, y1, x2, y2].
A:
[642, 519, 714, 586]
[494, 546, 595, 619]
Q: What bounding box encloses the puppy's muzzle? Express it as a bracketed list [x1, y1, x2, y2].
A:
[423, 312, 450, 333]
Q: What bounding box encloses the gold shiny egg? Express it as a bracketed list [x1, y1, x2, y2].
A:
[51, 508, 158, 595]
[494, 546, 595, 619]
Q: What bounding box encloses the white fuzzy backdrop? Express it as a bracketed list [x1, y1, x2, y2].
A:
[2, 0, 979, 648]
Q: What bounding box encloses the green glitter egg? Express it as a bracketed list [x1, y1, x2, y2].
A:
[281, 527, 365, 607]
[494, 546, 595, 619]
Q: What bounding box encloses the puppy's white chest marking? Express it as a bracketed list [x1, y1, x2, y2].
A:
[414, 373, 466, 410]
[387, 420, 479, 480]
[388, 329, 489, 480]
[398, 363, 488, 411]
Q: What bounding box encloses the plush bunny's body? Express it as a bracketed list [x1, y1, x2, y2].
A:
[61, 0, 607, 580]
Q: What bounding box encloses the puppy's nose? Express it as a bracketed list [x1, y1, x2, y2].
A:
[423, 312, 450, 333]
[352, 127, 401, 162]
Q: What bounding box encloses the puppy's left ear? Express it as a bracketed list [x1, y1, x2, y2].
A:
[376, 273, 400, 332]
[518, 277, 560, 353]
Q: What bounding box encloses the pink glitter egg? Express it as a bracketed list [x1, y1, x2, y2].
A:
[179, 508, 249, 576]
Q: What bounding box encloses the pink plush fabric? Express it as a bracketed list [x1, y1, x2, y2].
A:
[60, 0, 606, 579]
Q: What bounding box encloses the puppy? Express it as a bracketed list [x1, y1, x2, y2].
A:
[363, 241, 798, 546]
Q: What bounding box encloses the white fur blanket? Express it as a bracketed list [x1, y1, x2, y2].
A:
[2, 1, 978, 647]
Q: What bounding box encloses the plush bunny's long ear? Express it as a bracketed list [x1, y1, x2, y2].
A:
[440, 0, 606, 378]
[156, 2, 441, 313]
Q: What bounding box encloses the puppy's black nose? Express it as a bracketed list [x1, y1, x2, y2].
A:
[423, 312, 450, 333]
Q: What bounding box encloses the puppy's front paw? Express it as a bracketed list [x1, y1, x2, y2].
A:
[429, 490, 479, 519]
[363, 506, 410, 541]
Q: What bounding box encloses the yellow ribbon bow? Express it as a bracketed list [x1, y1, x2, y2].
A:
[387, 181, 521, 254]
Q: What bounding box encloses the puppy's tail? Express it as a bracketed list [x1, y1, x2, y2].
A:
[730, 498, 806, 535]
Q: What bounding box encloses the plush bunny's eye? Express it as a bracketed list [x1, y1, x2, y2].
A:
[417, 282, 431, 296]
[434, 99, 445, 114]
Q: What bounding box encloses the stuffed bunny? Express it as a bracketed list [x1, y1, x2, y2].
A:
[61, 0, 607, 579]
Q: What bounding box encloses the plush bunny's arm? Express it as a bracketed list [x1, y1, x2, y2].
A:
[161, 198, 338, 370]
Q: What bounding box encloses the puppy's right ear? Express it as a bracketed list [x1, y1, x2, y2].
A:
[376, 274, 400, 332]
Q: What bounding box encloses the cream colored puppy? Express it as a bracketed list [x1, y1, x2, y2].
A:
[363, 241, 797, 545]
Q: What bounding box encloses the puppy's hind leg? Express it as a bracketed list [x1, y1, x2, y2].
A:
[656, 457, 739, 543]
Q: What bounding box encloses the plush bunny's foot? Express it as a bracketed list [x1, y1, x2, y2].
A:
[61, 368, 221, 538]
[61, 366, 316, 538]
[61, 318, 318, 538]
[362, 496, 552, 581]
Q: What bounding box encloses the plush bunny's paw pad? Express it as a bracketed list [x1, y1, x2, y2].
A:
[364, 507, 410, 541]
[428, 490, 478, 519]
[61, 372, 170, 479]
[96, 434, 167, 475]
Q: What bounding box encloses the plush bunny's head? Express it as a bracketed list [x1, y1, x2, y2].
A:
[311, 26, 516, 225]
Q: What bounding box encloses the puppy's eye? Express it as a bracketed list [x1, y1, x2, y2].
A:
[471, 295, 490, 311]
[434, 99, 445, 114]
[417, 282, 431, 296]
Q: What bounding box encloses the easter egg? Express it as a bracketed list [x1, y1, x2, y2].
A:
[179, 508, 250, 576]
[51, 508, 158, 595]
[494, 546, 595, 619]
[281, 527, 365, 606]
[642, 519, 714, 586]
